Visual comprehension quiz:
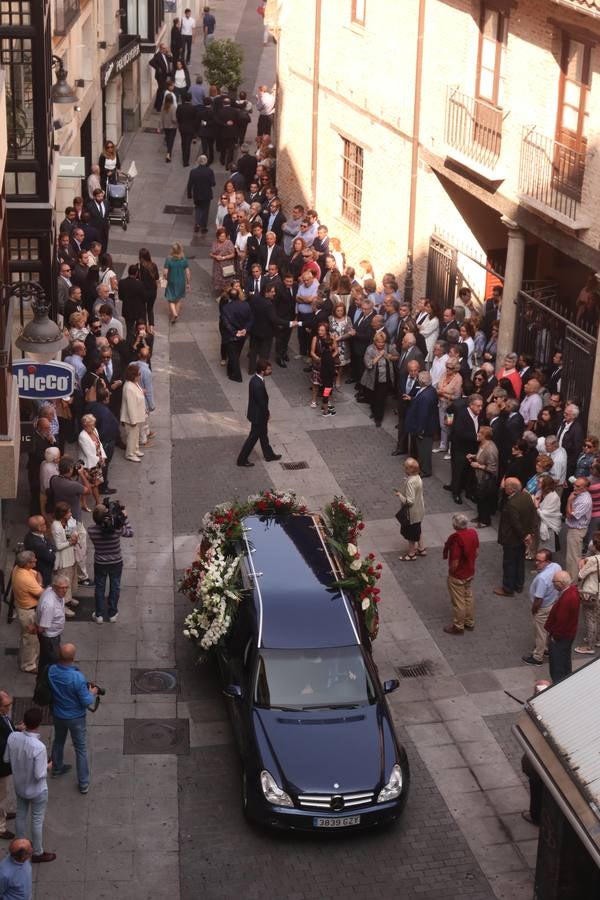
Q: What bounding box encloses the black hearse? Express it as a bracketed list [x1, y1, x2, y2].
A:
[216, 513, 410, 831]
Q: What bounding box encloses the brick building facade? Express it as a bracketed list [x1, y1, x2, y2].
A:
[268, 0, 600, 430]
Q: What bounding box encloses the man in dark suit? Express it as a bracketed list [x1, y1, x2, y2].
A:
[395, 332, 424, 375]
[558, 403, 585, 478]
[439, 307, 459, 343]
[479, 363, 498, 401]
[274, 274, 297, 367]
[79, 212, 101, 250]
[215, 98, 239, 168]
[0, 691, 16, 840]
[197, 97, 216, 165]
[148, 43, 173, 111]
[119, 265, 148, 341]
[246, 264, 267, 300]
[496, 397, 525, 477]
[176, 93, 199, 167]
[259, 231, 287, 273]
[56, 263, 72, 320]
[236, 146, 258, 190]
[548, 351, 563, 394]
[261, 198, 287, 244]
[23, 517, 56, 588]
[57, 232, 78, 269]
[494, 478, 538, 596]
[187, 154, 215, 233]
[246, 222, 266, 269]
[236, 358, 282, 466]
[27, 418, 55, 515]
[392, 359, 421, 456]
[59, 207, 77, 236]
[404, 372, 439, 476]
[444, 393, 483, 503]
[352, 299, 376, 393]
[85, 188, 109, 252]
[482, 286, 502, 337]
[311, 225, 330, 274]
[247, 285, 296, 373]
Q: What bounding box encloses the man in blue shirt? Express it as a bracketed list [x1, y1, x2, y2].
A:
[522, 549, 560, 666]
[0, 838, 33, 897]
[48, 644, 97, 794]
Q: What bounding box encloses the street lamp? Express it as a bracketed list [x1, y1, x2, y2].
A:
[14, 282, 67, 362]
[50, 55, 78, 105]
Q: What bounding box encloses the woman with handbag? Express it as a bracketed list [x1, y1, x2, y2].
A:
[78, 414, 107, 507]
[210, 227, 236, 294]
[468, 426, 498, 528]
[395, 457, 425, 561]
[575, 532, 600, 655]
[163, 241, 191, 325]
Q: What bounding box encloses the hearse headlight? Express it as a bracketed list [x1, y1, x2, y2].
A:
[260, 769, 293, 807]
[377, 764, 403, 803]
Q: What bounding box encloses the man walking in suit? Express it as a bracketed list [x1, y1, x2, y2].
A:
[237, 359, 282, 467]
[404, 372, 439, 476]
[85, 189, 109, 252]
[444, 393, 483, 504]
[187, 154, 215, 234]
[247, 285, 297, 374]
[148, 43, 173, 111]
[392, 359, 420, 456]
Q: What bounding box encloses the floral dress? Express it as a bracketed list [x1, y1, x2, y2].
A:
[211, 239, 235, 291]
[329, 315, 352, 367]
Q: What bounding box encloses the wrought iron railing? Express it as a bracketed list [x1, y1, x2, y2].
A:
[445, 86, 503, 170]
[519, 127, 586, 221]
[52, 0, 80, 35]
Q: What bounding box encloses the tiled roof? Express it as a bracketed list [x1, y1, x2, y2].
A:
[551, 0, 600, 19]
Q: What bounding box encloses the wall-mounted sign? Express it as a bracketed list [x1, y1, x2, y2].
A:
[58, 156, 85, 178]
[13, 361, 75, 400]
[101, 37, 141, 89]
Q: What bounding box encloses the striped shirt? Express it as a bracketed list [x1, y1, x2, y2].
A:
[87, 523, 123, 565]
[589, 479, 600, 517]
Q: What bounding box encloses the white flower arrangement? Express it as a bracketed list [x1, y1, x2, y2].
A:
[181, 551, 242, 650]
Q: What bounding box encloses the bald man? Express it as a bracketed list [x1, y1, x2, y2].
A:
[0, 692, 16, 840]
[48, 644, 97, 795]
[0, 838, 32, 896]
[495, 477, 538, 597]
[23, 517, 56, 588]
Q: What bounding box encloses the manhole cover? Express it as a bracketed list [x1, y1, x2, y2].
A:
[11, 697, 53, 726]
[4, 648, 17, 656]
[163, 205, 192, 215]
[397, 661, 432, 678]
[131, 668, 178, 694]
[123, 719, 189, 755]
[281, 461, 309, 470]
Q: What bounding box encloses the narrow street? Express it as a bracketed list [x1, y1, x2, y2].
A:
[0, 1, 553, 897]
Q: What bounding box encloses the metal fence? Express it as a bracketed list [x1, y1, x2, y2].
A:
[519, 127, 585, 222]
[514, 289, 596, 423]
[445, 86, 503, 170]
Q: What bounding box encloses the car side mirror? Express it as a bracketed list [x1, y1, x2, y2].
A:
[223, 684, 244, 700]
[383, 679, 400, 695]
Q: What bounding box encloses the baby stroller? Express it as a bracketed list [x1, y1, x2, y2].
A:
[107, 171, 133, 231]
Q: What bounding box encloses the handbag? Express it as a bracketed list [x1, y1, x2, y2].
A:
[476, 471, 496, 500]
[222, 264, 235, 278]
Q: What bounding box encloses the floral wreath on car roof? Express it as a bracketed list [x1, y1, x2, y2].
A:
[179, 491, 382, 652]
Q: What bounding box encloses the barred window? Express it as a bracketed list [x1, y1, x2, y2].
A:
[2, 37, 36, 162]
[0, 0, 31, 26]
[340, 138, 363, 228]
[9, 237, 40, 261]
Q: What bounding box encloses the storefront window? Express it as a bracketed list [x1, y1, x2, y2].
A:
[4, 172, 37, 196]
[1, 37, 35, 162]
[9, 237, 39, 261]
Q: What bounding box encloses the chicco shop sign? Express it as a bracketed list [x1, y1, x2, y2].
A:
[13, 361, 75, 400]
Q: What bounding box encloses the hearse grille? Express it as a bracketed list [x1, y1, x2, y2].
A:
[297, 791, 374, 810]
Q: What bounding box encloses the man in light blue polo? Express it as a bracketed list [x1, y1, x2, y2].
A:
[522, 549, 560, 666]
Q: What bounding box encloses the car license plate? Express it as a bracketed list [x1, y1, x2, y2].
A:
[313, 815, 360, 828]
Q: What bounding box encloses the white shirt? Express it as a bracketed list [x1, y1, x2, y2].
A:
[100, 317, 123, 338]
[520, 392, 542, 424]
[174, 70, 187, 89]
[548, 446, 568, 485]
[467, 407, 480, 435]
[430, 353, 448, 387]
[36, 586, 66, 638]
[4, 731, 47, 799]
[181, 15, 195, 35]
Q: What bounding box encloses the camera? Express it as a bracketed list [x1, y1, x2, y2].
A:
[100, 497, 127, 532]
[87, 681, 106, 713]
[72, 461, 83, 473]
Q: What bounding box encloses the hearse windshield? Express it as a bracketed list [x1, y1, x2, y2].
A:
[254, 647, 376, 710]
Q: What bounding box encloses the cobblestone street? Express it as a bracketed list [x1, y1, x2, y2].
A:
[2, 1, 589, 897]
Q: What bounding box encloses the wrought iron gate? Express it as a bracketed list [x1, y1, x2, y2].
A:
[515, 289, 596, 424]
[425, 235, 457, 311]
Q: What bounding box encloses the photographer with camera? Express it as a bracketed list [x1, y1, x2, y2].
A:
[50, 457, 94, 587]
[47, 643, 97, 795]
[87, 503, 126, 624]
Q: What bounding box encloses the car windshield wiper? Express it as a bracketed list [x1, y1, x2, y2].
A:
[299, 703, 360, 710]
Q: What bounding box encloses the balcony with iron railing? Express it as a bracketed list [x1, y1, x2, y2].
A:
[444, 86, 504, 179]
[52, 0, 80, 36]
[518, 126, 590, 229]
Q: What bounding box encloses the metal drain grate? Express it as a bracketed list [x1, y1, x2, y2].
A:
[163, 205, 192, 215]
[281, 461, 309, 471]
[131, 668, 178, 694]
[397, 661, 432, 678]
[123, 718, 190, 755]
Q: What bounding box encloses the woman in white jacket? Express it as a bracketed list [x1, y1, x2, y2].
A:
[78, 413, 107, 506]
[120, 363, 147, 462]
[575, 532, 600, 656]
[534, 475, 562, 551]
[416, 299, 440, 363]
[50, 501, 78, 608]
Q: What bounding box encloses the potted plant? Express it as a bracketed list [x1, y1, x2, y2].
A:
[202, 39, 244, 91]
